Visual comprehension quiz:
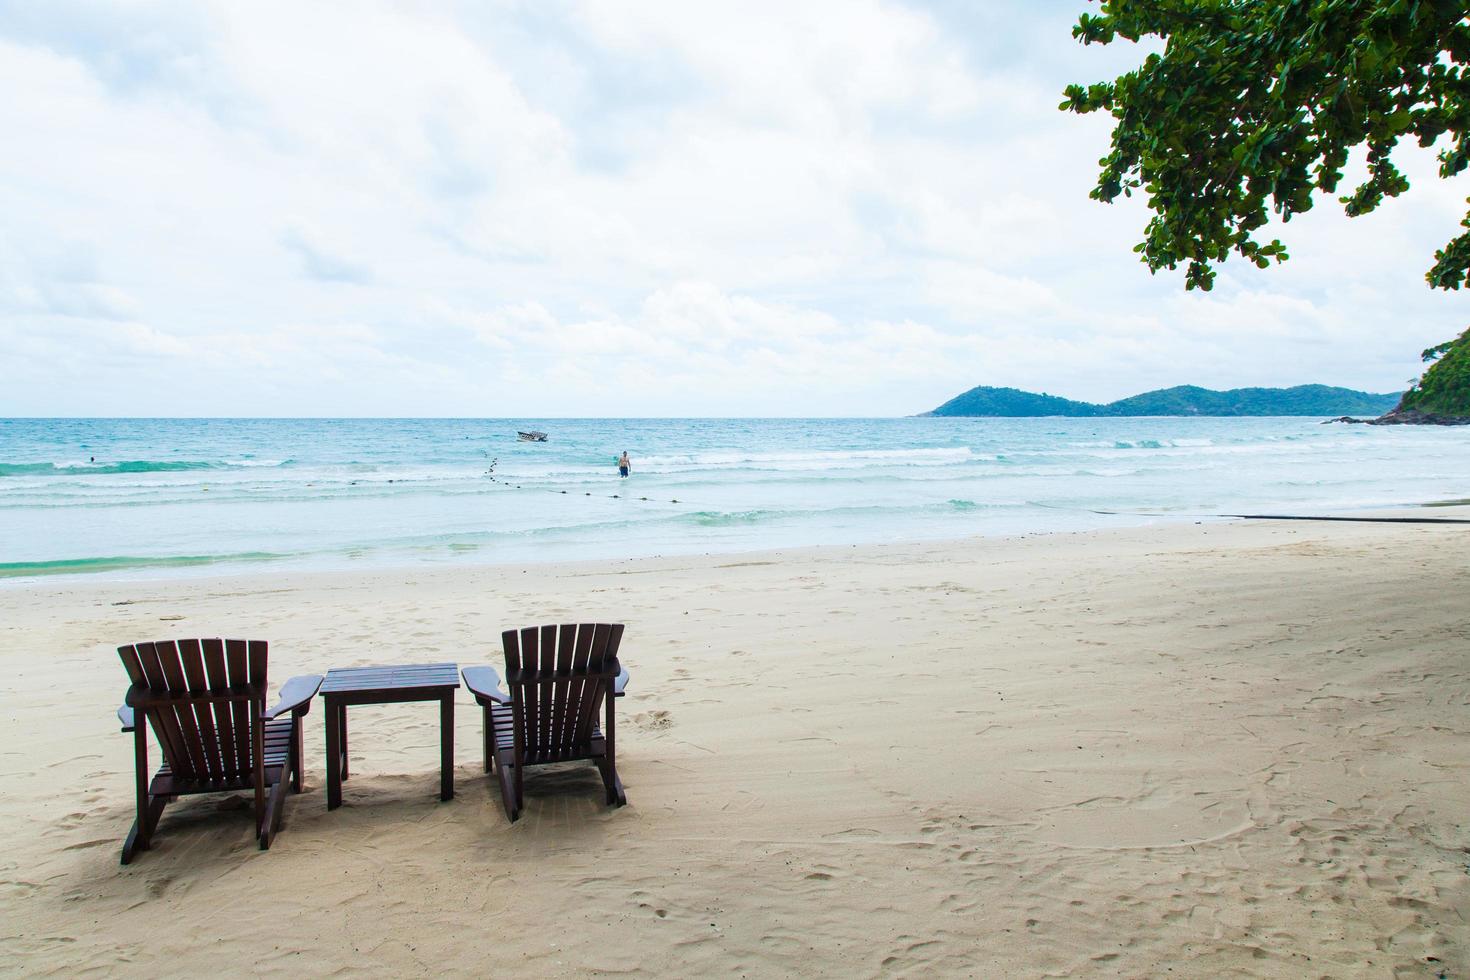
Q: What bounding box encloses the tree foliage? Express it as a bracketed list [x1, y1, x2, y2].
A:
[1063, 0, 1470, 292]
[1402, 325, 1470, 413]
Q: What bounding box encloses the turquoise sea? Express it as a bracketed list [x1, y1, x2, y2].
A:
[1, 417, 1466, 581]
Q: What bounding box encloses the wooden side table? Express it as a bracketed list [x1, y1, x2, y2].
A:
[319, 663, 460, 810]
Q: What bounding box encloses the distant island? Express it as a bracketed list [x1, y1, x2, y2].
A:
[922, 384, 1402, 418]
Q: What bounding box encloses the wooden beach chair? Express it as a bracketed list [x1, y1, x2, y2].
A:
[116, 639, 322, 864]
[462, 623, 630, 822]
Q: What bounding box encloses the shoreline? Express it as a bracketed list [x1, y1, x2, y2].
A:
[3, 494, 1464, 589]
[4, 513, 1468, 974]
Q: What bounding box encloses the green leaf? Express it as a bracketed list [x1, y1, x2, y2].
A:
[1063, 0, 1469, 296]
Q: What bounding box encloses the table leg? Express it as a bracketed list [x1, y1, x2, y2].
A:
[440, 693, 454, 801]
[325, 700, 342, 810]
[339, 706, 349, 781]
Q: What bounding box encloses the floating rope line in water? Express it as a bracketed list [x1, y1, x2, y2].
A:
[1221, 513, 1470, 525]
[480, 457, 1468, 523]
[1030, 501, 1470, 525]
[482, 459, 687, 505]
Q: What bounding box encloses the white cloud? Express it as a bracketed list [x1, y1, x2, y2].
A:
[0, 1, 1465, 416]
[280, 225, 374, 284]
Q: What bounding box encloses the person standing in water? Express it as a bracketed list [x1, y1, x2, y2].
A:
[618, 451, 631, 478]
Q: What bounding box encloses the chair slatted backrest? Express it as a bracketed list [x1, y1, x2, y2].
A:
[503, 623, 623, 762]
[118, 638, 268, 783]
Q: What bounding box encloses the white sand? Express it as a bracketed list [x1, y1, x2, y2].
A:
[2, 515, 1467, 976]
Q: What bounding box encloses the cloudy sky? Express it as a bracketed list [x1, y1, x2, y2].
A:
[2, 1, 1466, 417]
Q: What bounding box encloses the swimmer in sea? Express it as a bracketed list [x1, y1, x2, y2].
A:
[618, 451, 630, 478]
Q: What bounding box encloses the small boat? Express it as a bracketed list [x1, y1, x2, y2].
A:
[517, 430, 548, 442]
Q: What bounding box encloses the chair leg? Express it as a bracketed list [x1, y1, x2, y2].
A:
[122, 821, 142, 866]
[595, 758, 626, 807]
[482, 707, 493, 773]
[291, 710, 305, 793]
[260, 776, 290, 850]
[600, 694, 626, 807]
[251, 702, 266, 836]
[121, 795, 167, 865]
[123, 724, 154, 864]
[492, 744, 518, 822]
[496, 758, 519, 822]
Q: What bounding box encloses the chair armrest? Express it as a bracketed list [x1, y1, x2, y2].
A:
[462, 665, 509, 705]
[613, 665, 631, 697]
[118, 704, 135, 732]
[266, 674, 323, 719]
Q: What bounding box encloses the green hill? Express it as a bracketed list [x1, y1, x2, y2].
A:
[1392, 327, 1470, 420]
[924, 387, 1099, 417]
[1103, 384, 1400, 416]
[923, 384, 1400, 417]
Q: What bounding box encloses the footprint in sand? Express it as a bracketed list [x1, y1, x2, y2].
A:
[632, 710, 674, 731]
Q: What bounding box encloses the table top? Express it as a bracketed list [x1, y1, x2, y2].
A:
[320, 662, 460, 695]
